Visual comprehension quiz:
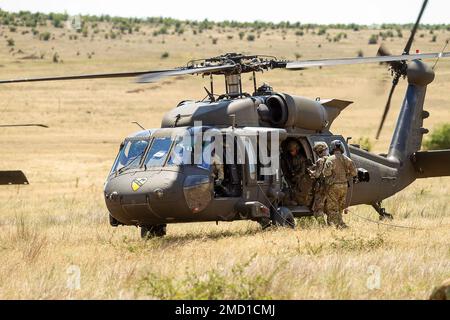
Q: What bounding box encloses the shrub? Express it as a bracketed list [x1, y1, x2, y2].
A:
[431, 35, 437, 42]
[423, 123, 450, 150]
[161, 51, 169, 59]
[52, 18, 63, 28]
[6, 38, 14, 46]
[318, 27, 327, 36]
[368, 34, 378, 45]
[212, 38, 218, 45]
[357, 49, 364, 57]
[39, 32, 51, 41]
[239, 31, 245, 40]
[356, 136, 372, 152]
[9, 26, 17, 32]
[295, 30, 304, 36]
[52, 52, 59, 63]
[136, 255, 278, 299]
[246, 34, 255, 41]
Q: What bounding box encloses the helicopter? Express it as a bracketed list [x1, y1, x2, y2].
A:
[0, 124, 48, 185]
[1, 0, 449, 238]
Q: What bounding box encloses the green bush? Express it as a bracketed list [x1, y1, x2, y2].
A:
[6, 38, 14, 46]
[368, 34, 378, 45]
[52, 52, 59, 63]
[356, 136, 372, 152]
[423, 124, 450, 150]
[136, 255, 278, 299]
[39, 32, 51, 41]
[246, 34, 255, 41]
[318, 27, 327, 35]
[161, 51, 169, 59]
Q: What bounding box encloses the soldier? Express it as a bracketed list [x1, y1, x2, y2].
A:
[323, 140, 357, 228]
[284, 140, 310, 205]
[309, 142, 330, 220]
[211, 150, 225, 195]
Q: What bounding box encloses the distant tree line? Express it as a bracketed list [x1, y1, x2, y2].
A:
[1, 9, 449, 32]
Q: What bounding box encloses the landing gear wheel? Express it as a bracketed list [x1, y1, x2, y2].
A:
[257, 217, 272, 230]
[140, 224, 167, 239]
[272, 207, 295, 229]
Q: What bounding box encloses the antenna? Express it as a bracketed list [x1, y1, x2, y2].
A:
[131, 121, 146, 130]
[432, 39, 449, 70]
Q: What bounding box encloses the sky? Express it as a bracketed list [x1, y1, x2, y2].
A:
[0, 0, 449, 24]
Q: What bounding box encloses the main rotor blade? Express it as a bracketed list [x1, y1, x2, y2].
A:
[0, 70, 174, 84]
[136, 64, 236, 83]
[286, 52, 450, 70]
[0, 124, 48, 128]
[403, 0, 428, 55]
[376, 78, 399, 140]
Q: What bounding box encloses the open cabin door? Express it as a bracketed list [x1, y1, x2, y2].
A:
[222, 127, 287, 203]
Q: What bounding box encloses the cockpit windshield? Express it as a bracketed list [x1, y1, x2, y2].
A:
[111, 139, 149, 173]
[143, 137, 172, 167]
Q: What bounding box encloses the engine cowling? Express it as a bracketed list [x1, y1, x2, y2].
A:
[257, 93, 352, 131]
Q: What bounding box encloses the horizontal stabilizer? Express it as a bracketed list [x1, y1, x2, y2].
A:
[321, 99, 353, 110]
[0, 170, 29, 185]
[411, 150, 450, 178]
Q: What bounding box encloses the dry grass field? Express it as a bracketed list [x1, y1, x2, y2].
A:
[0, 18, 449, 299]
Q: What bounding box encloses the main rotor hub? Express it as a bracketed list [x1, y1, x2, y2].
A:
[187, 53, 286, 76]
[186, 53, 286, 97]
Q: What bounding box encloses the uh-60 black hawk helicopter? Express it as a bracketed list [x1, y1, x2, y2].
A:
[1, 0, 449, 238]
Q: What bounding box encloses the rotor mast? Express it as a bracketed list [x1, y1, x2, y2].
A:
[225, 73, 242, 96]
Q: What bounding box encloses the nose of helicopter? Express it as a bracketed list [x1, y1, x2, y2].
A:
[104, 169, 212, 225]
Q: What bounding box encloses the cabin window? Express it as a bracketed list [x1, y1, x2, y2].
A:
[242, 137, 257, 183]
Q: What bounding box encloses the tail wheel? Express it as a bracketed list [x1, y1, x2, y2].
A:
[140, 224, 167, 239]
[272, 207, 296, 229]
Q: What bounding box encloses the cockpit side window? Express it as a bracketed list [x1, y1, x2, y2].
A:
[167, 136, 194, 166]
[111, 139, 149, 173]
[144, 137, 173, 167]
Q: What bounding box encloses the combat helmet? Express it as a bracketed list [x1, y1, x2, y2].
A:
[313, 141, 329, 156]
[330, 140, 344, 154]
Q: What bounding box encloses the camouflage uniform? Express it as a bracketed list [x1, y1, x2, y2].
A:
[211, 153, 224, 182]
[285, 141, 311, 205]
[323, 141, 357, 228]
[309, 142, 329, 218]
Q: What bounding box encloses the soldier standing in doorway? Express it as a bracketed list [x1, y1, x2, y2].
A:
[323, 140, 357, 228]
[283, 140, 311, 205]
